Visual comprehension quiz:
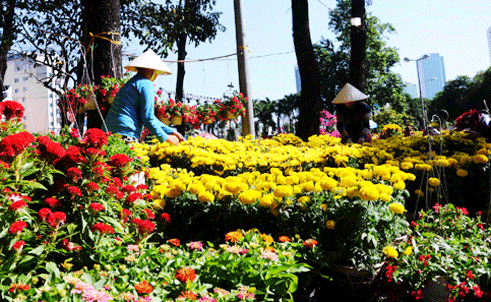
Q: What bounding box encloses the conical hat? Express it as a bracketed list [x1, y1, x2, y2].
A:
[124, 49, 172, 75]
[332, 83, 368, 104]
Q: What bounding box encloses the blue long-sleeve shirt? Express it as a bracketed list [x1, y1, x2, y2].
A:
[104, 73, 174, 142]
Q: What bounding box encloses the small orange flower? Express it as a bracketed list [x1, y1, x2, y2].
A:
[303, 239, 318, 248]
[134, 280, 153, 294]
[9, 283, 29, 293]
[225, 230, 243, 243]
[179, 290, 198, 300]
[167, 238, 180, 247]
[175, 267, 197, 283]
[278, 236, 291, 242]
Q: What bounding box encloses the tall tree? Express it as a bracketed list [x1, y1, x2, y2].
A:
[292, 0, 321, 141]
[0, 0, 18, 101]
[81, 0, 123, 130]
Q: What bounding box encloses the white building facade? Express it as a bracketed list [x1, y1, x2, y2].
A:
[4, 53, 62, 134]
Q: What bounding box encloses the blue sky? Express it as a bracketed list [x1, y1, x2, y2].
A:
[124, 1, 491, 101]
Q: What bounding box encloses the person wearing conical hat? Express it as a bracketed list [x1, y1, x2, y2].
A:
[333, 83, 372, 144]
[104, 49, 184, 144]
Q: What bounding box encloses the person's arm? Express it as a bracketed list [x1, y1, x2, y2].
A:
[357, 113, 371, 143]
[336, 110, 352, 143]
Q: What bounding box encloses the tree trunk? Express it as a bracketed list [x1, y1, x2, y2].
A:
[175, 33, 187, 103]
[81, 0, 122, 131]
[0, 0, 16, 102]
[349, 0, 366, 92]
[292, 0, 321, 141]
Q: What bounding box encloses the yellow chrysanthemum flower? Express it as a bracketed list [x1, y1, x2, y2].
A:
[273, 185, 294, 198]
[238, 189, 262, 205]
[428, 177, 441, 187]
[359, 185, 379, 201]
[472, 154, 489, 164]
[325, 220, 335, 230]
[198, 191, 215, 203]
[259, 194, 275, 208]
[456, 169, 468, 177]
[403, 246, 413, 255]
[298, 196, 311, 204]
[389, 203, 407, 214]
[383, 246, 398, 259]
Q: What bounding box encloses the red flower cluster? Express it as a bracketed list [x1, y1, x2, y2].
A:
[175, 267, 197, 283]
[303, 239, 318, 248]
[109, 154, 133, 167]
[36, 136, 66, 161]
[0, 131, 35, 158]
[9, 221, 28, 235]
[44, 197, 61, 208]
[83, 128, 108, 149]
[60, 239, 82, 252]
[8, 200, 28, 211]
[12, 240, 26, 251]
[47, 211, 67, 228]
[88, 202, 105, 213]
[8, 283, 29, 293]
[91, 222, 115, 234]
[454, 109, 489, 133]
[130, 218, 155, 234]
[1, 100, 25, 121]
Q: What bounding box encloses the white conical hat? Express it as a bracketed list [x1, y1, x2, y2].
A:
[332, 83, 369, 104]
[124, 49, 172, 75]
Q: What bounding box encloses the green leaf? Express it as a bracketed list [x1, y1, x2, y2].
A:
[29, 245, 45, 256]
[45, 261, 61, 279]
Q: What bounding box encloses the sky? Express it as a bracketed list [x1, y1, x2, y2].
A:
[123, 0, 491, 101]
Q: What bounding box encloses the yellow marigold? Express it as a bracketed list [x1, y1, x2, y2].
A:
[403, 246, 413, 255]
[380, 192, 392, 202]
[238, 189, 262, 205]
[389, 203, 407, 214]
[375, 183, 393, 196]
[428, 177, 441, 187]
[224, 181, 248, 195]
[260, 234, 274, 244]
[301, 181, 315, 192]
[319, 177, 338, 191]
[165, 187, 182, 198]
[456, 169, 468, 177]
[389, 173, 401, 183]
[298, 196, 311, 204]
[359, 185, 379, 201]
[325, 220, 335, 230]
[197, 191, 215, 203]
[415, 189, 424, 197]
[188, 183, 206, 195]
[415, 163, 433, 171]
[472, 154, 489, 164]
[339, 175, 358, 188]
[273, 185, 294, 198]
[259, 194, 275, 208]
[383, 246, 398, 259]
[400, 162, 414, 170]
[393, 181, 406, 190]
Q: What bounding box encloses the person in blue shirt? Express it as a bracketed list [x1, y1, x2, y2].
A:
[332, 83, 372, 144]
[104, 49, 184, 145]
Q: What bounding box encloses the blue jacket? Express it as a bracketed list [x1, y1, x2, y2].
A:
[104, 73, 174, 142]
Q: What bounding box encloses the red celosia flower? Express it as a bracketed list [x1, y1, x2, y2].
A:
[142, 209, 155, 219]
[92, 222, 114, 234]
[385, 264, 397, 282]
[135, 219, 155, 234]
[457, 207, 469, 215]
[465, 270, 475, 279]
[125, 192, 143, 204]
[83, 128, 108, 149]
[109, 154, 133, 167]
[120, 208, 132, 223]
[160, 213, 171, 223]
[411, 289, 423, 300]
[36, 136, 65, 161]
[9, 221, 27, 235]
[88, 202, 105, 213]
[473, 284, 483, 298]
[85, 181, 100, 191]
[121, 185, 136, 193]
[112, 177, 123, 187]
[168, 238, 180, 246]
[38, 208, 52, 221]
[175, 267, 197, 283]
[67, 167, 82, 181]
[0, 131, 35, 158]
[92, 167, 104, 177]
[12, 240, 26, 251]
[57, 145, 86, 167]
[8, 200, 28, 211]
[8, 283, 29, 293]
[44, 197, 61, 208]
[60, 239, 82, 251]
[134, 280, 153, 294]
[47, 211, 67, 228]
[84, 147, 105, 158]
[303, 239, 318, 248]
[2, 100, 24, 120]
[67, 186, 82, 198]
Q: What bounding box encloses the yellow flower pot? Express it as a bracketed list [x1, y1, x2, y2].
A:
[171, 116, 183, 125]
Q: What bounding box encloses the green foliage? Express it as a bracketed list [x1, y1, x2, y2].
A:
[372, 106, 418, 133]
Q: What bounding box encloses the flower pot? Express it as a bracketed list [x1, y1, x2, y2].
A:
[84, 93, 97, 110]
[159, 117, 170, 125]
[226, 110, 239, 120]
[107, 96, 115, 104]
[330, 263, 383, 298]
[171, 116, 183, 125]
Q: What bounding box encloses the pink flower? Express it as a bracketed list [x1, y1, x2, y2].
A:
[61, 239, 82, 251]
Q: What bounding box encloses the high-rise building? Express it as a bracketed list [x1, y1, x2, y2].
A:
[4, 52, 63, 134]
[403, 82, 418, 99]
[487, 26, 491, 65]
[418, 53, 446, 100]
[294, 65, 301, 93]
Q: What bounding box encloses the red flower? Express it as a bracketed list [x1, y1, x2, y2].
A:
[303, 239, 318, 248]
[36, 136, 66, 161]
[38, 208, 52, 221]
[134, 280, 153, 294]
[125, 192, 143, 204]
[85, 181, 100, 191]
[88, 202, 105, 213]
[175, 267, 197, 283]
[0, 131, 35, 158]
[44, 197, 61, 208]
[67, 186, 82, 198]
[109, 154, 133, 167]
[385, 264, 397, 282]
[60, 239, 82, 251]
[9, 221, 27, 235]
[12, 240, 26, 251]
[465, 270, 475, 279]
[473, 284, 483, 298]
[8, 283, 29, 293]
[142, 209, 155, 219]
[67, 167, 82, 181]
[83, 128, 108, 149]
[179, 290, 198, 300]
[278, 236, 291, 242]
[2, 100, 24, 120]
[121, 185, 136, 193]
[8, 200, 28, 211]
[160, 213, 171, 223]
[47, 211, 67, 228]
[130, 218, 155, 234]
[119, 209, 132, 223]
[457, 207, 469, 215]
[57, 145, 86, 167]
[411, 289, 424, 300]
[92, 222, 114, 234]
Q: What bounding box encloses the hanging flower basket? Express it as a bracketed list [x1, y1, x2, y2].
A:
[159, 116, 170, 125]
[171, 116, 183, 125]
[84, 92, 98, 111]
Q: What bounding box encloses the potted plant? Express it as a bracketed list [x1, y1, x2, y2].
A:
[381, 203, 491, 301]
[218, 93, 247, 121]
[95, 74, 130, 104]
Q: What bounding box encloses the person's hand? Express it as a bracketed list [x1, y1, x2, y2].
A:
[172, 131, 185, 142]
[165, 134, 180, 145]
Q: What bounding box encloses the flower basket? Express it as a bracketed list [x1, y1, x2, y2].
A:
[84, 92, 98, 111]
[159, 116, 170, 125]
[171, 116, 183, 125]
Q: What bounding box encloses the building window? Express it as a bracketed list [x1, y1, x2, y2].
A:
[14, 78, 19, 83]
[14, 88, 19, 93]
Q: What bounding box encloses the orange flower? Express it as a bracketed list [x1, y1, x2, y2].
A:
[9, 283, 30, 292]
[134, 280, 153, 294]
[225, 231, 243, 243]
[278, 236, 291, 242]
[175, 267, 197, 283]
[303, 239, 318, 248]
[179, 290, 198, 300]
[167, 238, 180, 247]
